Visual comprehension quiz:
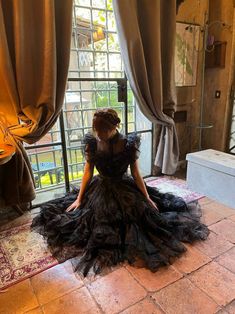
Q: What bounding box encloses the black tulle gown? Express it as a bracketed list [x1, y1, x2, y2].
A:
[30, 130, 209, 277]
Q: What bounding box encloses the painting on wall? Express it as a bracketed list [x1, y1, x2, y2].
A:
[175, 22, 201, 87]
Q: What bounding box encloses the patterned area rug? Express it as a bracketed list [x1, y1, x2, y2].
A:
[0, 177, 204, 291]
[0, 223, 58, 291]
[146, 177, 204, 203]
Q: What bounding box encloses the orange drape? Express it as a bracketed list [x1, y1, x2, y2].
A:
[0, 0, 73, 208]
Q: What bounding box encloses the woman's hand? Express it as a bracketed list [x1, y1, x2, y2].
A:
[65, 161, 94, 213]
[147, 197, 159, 212]
[66, 199, 81, 212]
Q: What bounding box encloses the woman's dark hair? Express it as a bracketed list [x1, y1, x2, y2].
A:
[92, 108, 121, 132]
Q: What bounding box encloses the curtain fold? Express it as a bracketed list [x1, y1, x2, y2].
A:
[113, 0, 179, 174]
[0, 0, 73, 208]
[176, 0, 185, 12]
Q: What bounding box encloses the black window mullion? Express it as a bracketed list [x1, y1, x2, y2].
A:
[59, 111, 70, 192]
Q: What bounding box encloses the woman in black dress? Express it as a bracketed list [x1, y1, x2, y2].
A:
[31, 108, 209, 277]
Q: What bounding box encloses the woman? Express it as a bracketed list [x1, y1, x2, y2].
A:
[31, 108, 209, 277]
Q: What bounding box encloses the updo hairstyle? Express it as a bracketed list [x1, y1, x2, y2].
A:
[92, 108, 121, 132]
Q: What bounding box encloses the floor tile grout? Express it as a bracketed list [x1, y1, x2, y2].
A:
[184, 261, 235, 310]
[147, 294, 167, 314]
[28, 268, 86, 309]
[81, 285, 106, 314]
[123, 266, 149, 292]
[4, 224, 234, 310]
[28, 277, 41, 312]
[1, 193, 235, 313]
[37, 285, 87, 310]
[192, 230, 235, 259]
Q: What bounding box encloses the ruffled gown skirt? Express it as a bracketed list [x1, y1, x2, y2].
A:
[30, 174, 209, 276]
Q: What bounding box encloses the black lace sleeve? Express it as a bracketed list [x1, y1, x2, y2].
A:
[82, 132, 97, 163]
[126, 132, 141, 164]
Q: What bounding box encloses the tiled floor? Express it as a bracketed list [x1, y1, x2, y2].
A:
[0, 197, 235, 314]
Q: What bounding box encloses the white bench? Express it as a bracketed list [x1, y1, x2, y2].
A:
[186, 149, 235, 209]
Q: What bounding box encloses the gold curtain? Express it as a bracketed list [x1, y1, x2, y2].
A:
[0, 0, 73, 209]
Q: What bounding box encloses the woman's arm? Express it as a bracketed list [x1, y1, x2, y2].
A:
[130, 160, 159, 211]
[66, 161, 94, 211]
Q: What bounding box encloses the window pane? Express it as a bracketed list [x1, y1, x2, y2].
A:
[94, 52, 108, 71]
[139, 132, 152, 176]
[92, 9, 106, 26]
[74, 0, 91, 6]
[92, 0, 106, 9]
[69, 2, 124, 79]
[29, 148, 64, 190]
[75, 7, 91, 21]
[108, 53, 122, 72]
[107, 12, 116, 31]
[127, 83, 152, 132]
[107, 33, 120, 52]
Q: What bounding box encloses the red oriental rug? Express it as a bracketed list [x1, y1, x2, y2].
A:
[0, 177, 204, 291]
[0, 223, 58, 292]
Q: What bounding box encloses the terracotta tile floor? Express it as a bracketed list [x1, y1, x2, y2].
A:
[0, 197, 235, 314]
